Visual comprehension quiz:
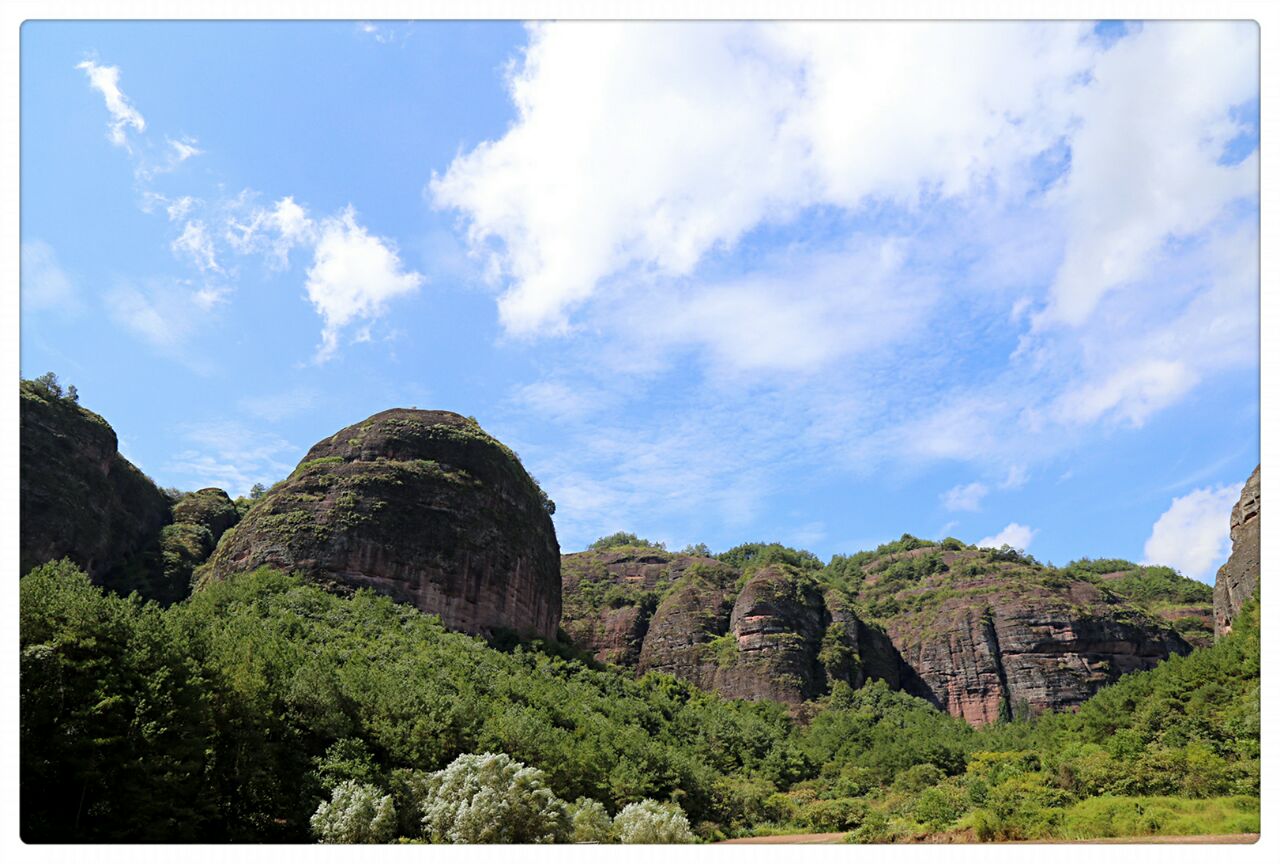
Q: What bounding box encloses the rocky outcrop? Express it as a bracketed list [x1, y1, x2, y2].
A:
[565, 550, 915, 707]
[561, 549, 735, 666]
[201, 409, 561, 640]
[172, 487, 240, 546]
[1214, 466, 1261, 639]
[19, 380, 171, 585]
[880, 572, 1188, 724]
[563, 538, 1194, 722]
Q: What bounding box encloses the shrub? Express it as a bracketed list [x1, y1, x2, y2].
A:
[569, 797, 615, 843]
[419, 752, 569, 844]
[310, 780, 396, 843]
[613, 799, 695, 844]
[589, 532, 666, 551]
[800, 797, 868, 831]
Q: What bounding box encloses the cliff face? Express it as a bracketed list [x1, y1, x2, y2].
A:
[562, 542, 1192, 722]
[565, 550, 915, 707]
[875, 568, 1187, 724]
[1214, 466, 1261, 639]
[201, 409, 561, 640]
[19, 381, 171, 585]
[560, 550, 733, 666]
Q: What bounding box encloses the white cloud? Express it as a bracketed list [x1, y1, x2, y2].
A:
[432, 21, 1096, 338]
[1038, 22, 1258, 327]
[76, 59, 146, 148]
[1142, 483, 1239, 581]
[977, 522, 1037, 551]
[167, 136, 202, 163]
[171, 220, 221, 273]
[942, 482, 989, 512]
[431, 21, 1257, 470]
[21, 240, 81, 314]
[304, 206, 424, 362]
[356, 21, 411, 44]
[166, 195, 198, 222]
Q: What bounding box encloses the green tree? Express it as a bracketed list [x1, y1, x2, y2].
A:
[420, 752, 570, 843]
[613, 799, 695, 843]
[569, 797, 615, 843]
[310, 781, 397, 843]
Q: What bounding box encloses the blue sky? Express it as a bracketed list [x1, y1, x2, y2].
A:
[20, 20, 1259, 580]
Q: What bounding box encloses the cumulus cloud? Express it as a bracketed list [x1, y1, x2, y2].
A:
[942, 482, 989, 512]
[76, 59, 146, 148]
[304, 207, 424, 362]
[432, 21, 1096, 337]
[21, 240, 81, 314]
[1142, 483, 1239, 581]
[977, 523, 1037, 551]
[433, 20, 1257, 470]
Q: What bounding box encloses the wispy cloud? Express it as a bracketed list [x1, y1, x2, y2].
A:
[21, 240, 82, 315]
[167, 420, 300, 497]
[76, 59, 146, 148]
[77, 56, 424, 364]
[942, 482, 989, 512]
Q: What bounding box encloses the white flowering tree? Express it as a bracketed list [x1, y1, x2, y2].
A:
[613, 799, 695, 844]
[569, 797, 615, 843]
[310, 780, 397, 844]
[420, 752, 570, 843]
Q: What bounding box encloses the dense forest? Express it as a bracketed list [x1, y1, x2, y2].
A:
[20, 558, 1259, 843]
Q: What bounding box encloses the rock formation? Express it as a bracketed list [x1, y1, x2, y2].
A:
[201, 409, 561, 640]
[172, 487, 241, 546]
[565, 549, 917, 707]
[19, 379, 171, 585]
[560, 549, 736, 666]
[561, 540, 1193, 722]
[1214, 465, 1261, 639]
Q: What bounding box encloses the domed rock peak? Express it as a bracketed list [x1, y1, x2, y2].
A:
[201, 409, 561, 639]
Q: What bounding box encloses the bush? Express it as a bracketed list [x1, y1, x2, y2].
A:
[310, 781, 396, 843]
[800, 797, 868, 831]
[613, 799, 695, 844]
[569, 797, 615, 843]
[419, 752, 569, 843]
[589, 532, 665, 551]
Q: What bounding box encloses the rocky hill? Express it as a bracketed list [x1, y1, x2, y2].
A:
[19, 377, 171, 588]
[560, 539, 1199, 723]
[200, 409, 562, 640]
[1214, 465, 1261, 639]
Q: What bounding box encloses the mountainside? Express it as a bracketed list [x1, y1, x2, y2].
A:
[1214, 465, 1261, 639]
[560, 540, 1200, 724]
[19, 377, 171, 585]
[200, 408, 562, 639]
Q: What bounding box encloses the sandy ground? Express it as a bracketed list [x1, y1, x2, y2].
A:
[717, 832, 1260, 845]
[717, 833, 848, 844]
